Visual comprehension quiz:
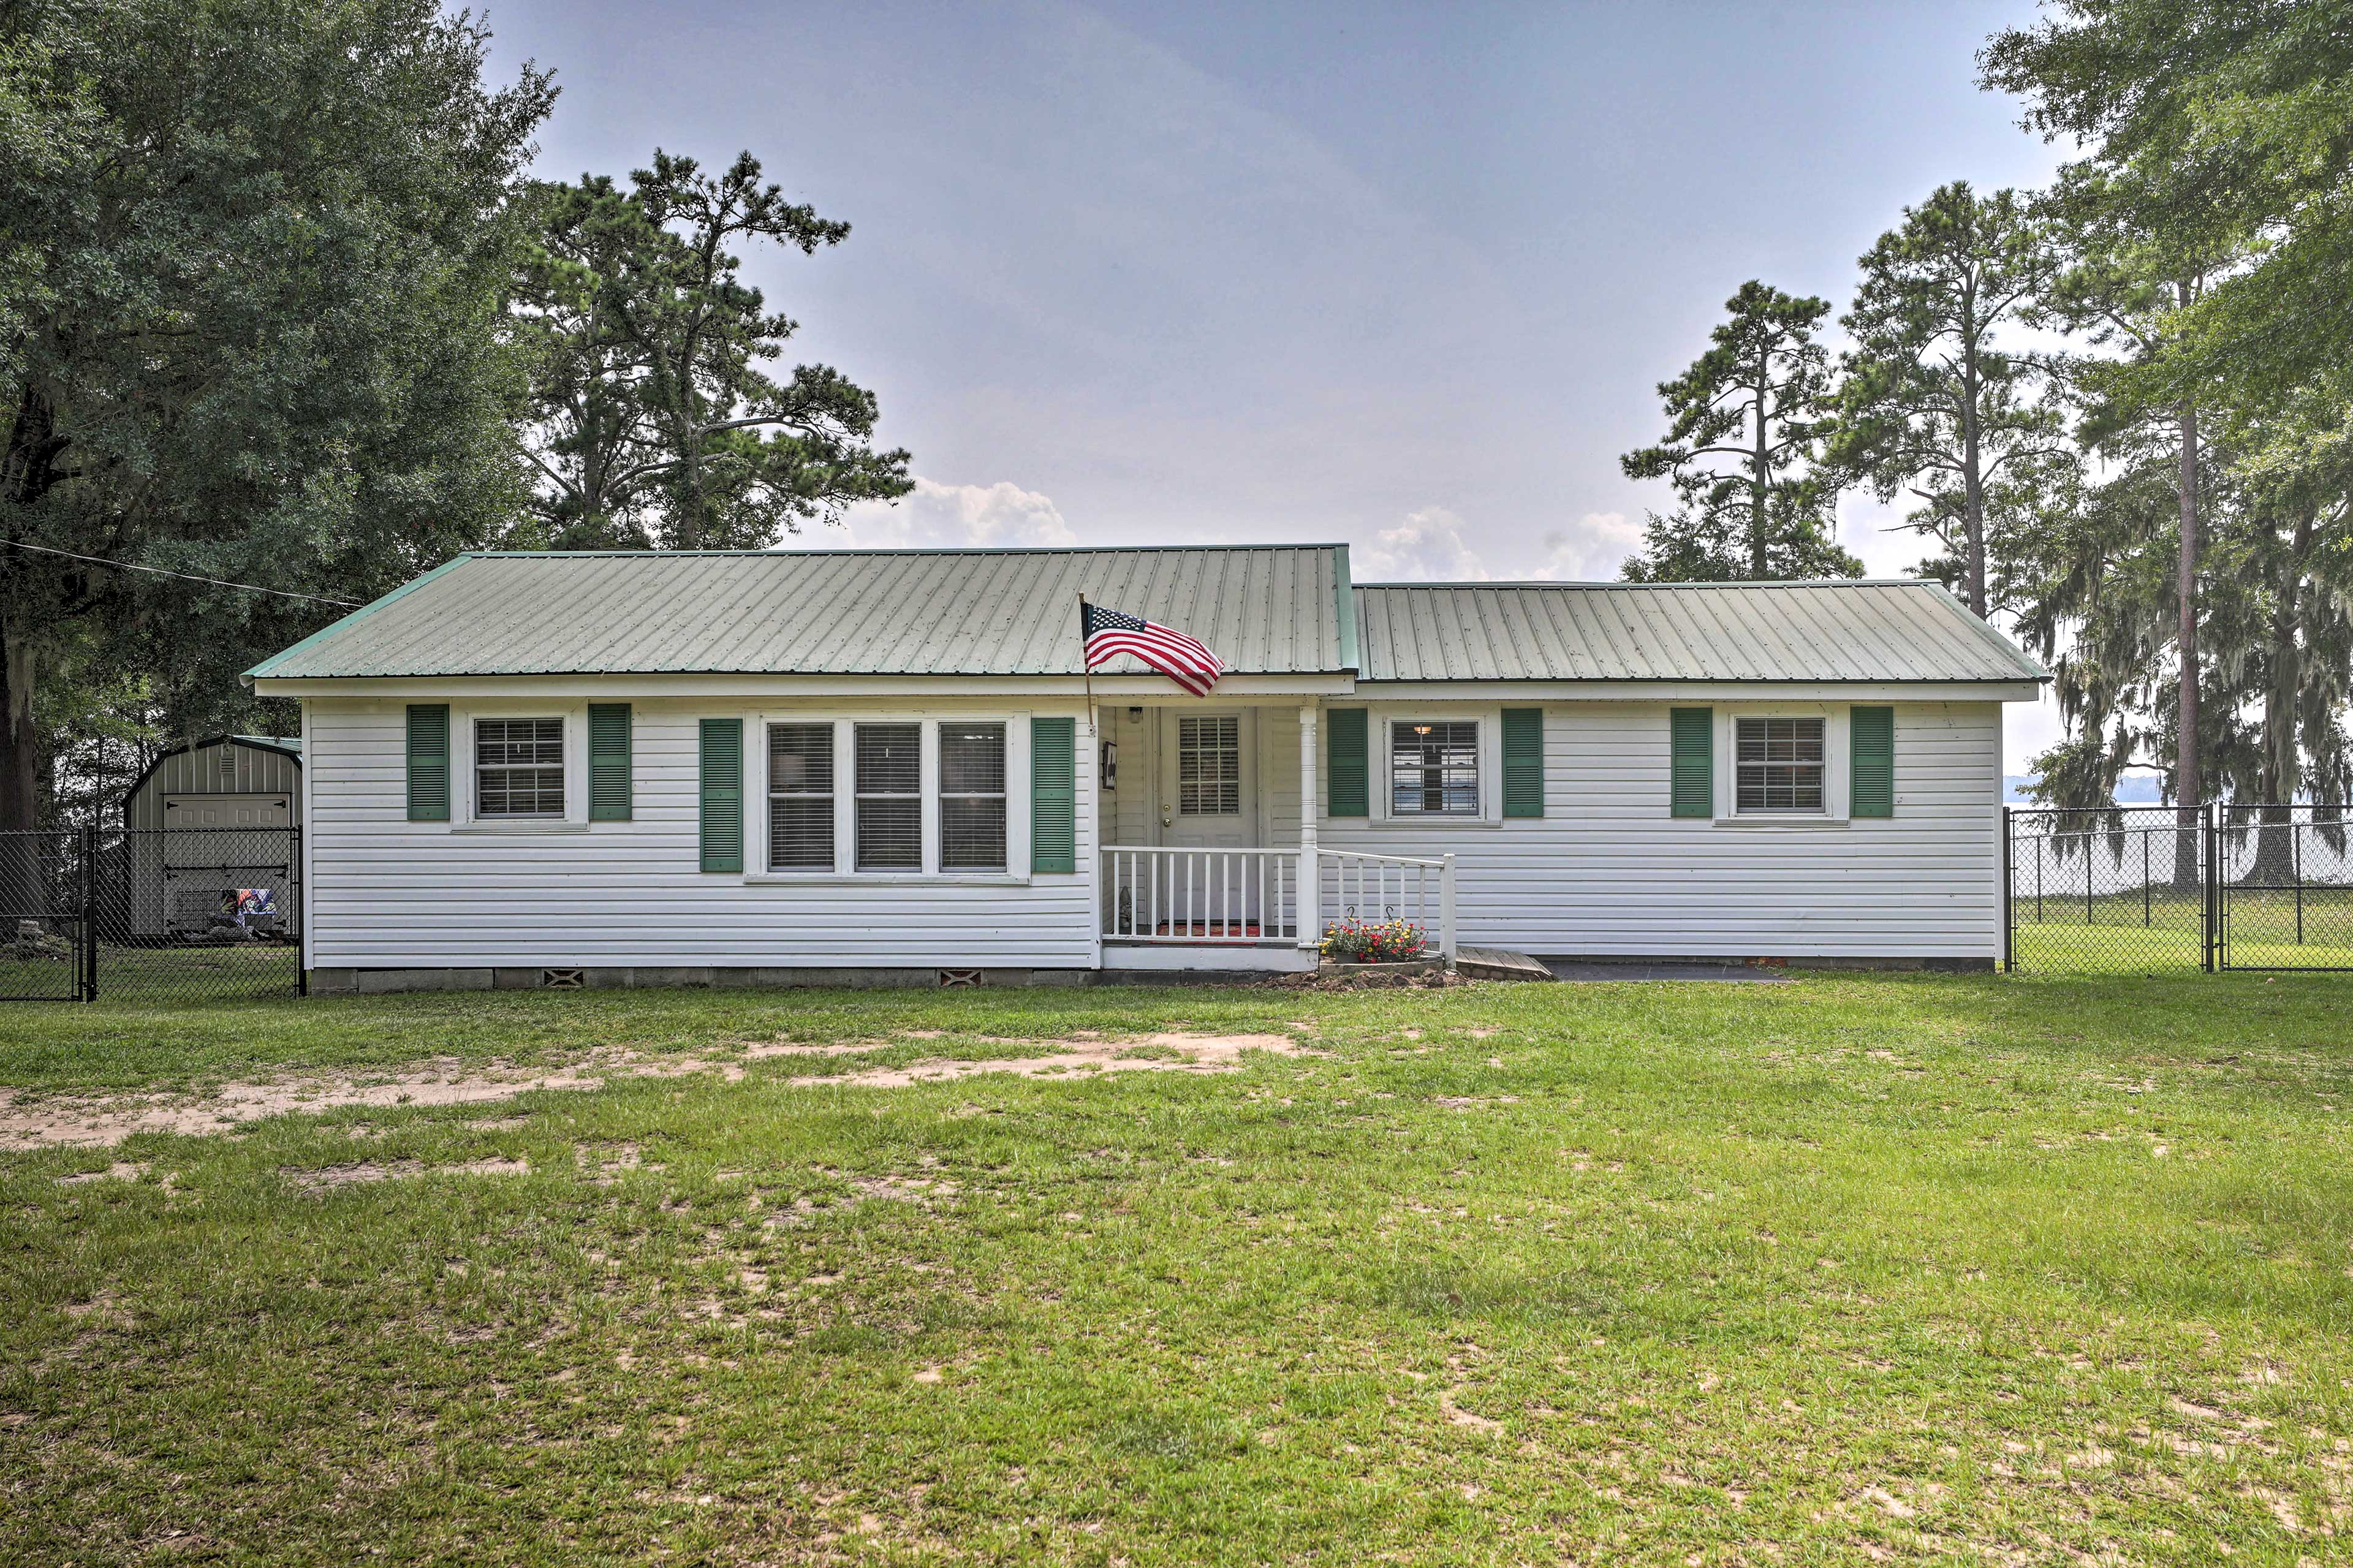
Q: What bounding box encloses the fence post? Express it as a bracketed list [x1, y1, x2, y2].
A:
[79, 824, 96, 1003]
[2294, 817, 2304, 945]
[2192, 805, 2211, 965]
[293, 825, 307, 997]
[2142, 830, 2151, 927]
[1439, 852, 1458, 966]
[2000, 808, 2014, 972]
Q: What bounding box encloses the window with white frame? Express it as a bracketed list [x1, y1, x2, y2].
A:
[767, 723, 834, 869]
[1176, 715, 1240, 816]
[1735, 716, 1825, 812]
[854, 723, 922, 870]
[939, 723, 1007, 870]
[1391, 721, 1479, 814]
[475, 718, 564, 817]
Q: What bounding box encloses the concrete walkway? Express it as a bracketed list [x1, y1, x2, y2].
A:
[1539, 960, 1790, 983]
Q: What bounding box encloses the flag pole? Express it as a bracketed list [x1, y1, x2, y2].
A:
[1077, 595, 1096, 737]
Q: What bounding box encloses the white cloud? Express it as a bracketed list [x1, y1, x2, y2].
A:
[1357, 507, 1491, 581]
[822, 477, 1078, 551]
[1355, 507, 1643, 585]
[1527, 512, 1643, 581]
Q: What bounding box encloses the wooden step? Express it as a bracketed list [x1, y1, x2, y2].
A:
[1454, 946, 1555, 982]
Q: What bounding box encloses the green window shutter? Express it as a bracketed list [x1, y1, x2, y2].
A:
[1326, 708, 1368, 817]
[699, 718, 743, 872]
[1031, 717, 1076, 873]
[589, 703, 632, 821]
[1851, 705, 1895, 819]
[1501, 708, 1544, 819]
[1669, 707, 1713, 819]
[406, 704, 449, 822]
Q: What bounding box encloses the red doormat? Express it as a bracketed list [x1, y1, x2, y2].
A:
[1153, 921, 1264, 939]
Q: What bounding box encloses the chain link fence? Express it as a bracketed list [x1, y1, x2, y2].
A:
[0, 827, 301, 1002]
[2008, 804, 2353, 972]
[2216, 806, 2353, 971]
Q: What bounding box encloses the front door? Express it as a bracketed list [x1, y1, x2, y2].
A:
[1158, 711, 1256, 849]
[1154, 711, 1259, 934]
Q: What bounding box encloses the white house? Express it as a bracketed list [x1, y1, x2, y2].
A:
[243, 545, 2046, 993]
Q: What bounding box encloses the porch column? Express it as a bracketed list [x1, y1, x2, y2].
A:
[1297, 702, 1319, 948]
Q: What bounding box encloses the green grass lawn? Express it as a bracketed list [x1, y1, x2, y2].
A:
[4, 974, 2351, 1564]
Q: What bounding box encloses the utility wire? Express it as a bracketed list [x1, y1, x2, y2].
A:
[0, 538, 362, 607]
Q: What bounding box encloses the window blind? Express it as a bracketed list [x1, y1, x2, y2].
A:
[855, 723, 923, 870]
[940, 723, 1007, 870]
[767, 722, 835, 869]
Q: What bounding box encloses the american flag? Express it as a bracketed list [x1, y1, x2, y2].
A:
[1082, 600, 1226, 697]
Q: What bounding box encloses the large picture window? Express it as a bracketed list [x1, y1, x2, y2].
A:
[1390, 721, 1479, 815]
[855, 723, 923, 870]
[939, 724, 1007, 870]
[1735, 716, 1825, 812]
[767, 723, 835, 869]
[475, 718, 564, 817]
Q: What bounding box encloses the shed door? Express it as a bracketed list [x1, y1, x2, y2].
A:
[162, 792, 292, 839]
[158, 793, 295, 933]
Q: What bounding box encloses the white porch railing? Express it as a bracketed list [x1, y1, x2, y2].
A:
[1102, 844, 1457, 962]
[1102, 847, 1298, 942]
[1314, 847, 1458, 962]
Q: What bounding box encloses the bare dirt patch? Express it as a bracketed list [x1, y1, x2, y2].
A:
[0, 1062, 610, 1150]
[55, 1161, 150, 1185]
[281, 1157, 529, 1193]
[779, 1032, 1311, 1089]
[0, 1032, 1313, 1148]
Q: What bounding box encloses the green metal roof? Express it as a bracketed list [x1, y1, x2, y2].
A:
[247, 548, 2045, 687]
[1352, 580, 2047, 683]
[246, 547, 1353, 680]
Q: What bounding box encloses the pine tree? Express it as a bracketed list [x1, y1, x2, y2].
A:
[1619, 282, 1860, 582]
[1827, 183, 2064, 619]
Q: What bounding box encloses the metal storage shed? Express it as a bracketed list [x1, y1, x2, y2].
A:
[120, 734, 303, 939]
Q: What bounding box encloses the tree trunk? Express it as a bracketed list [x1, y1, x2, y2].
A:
[1748, 363, 1770, 578]
[1955, 347, 1987, 618]
[2172, 393, 2202, 889]
[2245, 503, 2311, 885]
[0, 619, 43, 929]
[0, 623, 34, 831]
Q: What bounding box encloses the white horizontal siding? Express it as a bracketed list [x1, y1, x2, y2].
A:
[305, 702, 1096, 969]
[1281, 702, 2001, 960]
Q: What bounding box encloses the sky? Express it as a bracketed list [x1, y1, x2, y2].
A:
[482, 0, 2075, 771]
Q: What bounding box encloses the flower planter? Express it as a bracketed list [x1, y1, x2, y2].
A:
[1319, 957, 1446, 979]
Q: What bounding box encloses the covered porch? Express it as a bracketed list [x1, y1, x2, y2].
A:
[1091, 700, 1456, 971]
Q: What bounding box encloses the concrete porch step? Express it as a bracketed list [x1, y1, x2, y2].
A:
[1454, 945, 1555, 982]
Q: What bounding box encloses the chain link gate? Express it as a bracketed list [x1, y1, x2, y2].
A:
[2214, 805, 2353, 971]
[0, 831, 89, 999]
[2007, 804, 2353, 973]
[0, 826, 302, 1002]
[2004, 806, 2214, 972]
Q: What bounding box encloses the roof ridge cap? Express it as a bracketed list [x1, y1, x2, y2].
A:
[1353, 577, 1936, 590]
[461, 543, 1352, 559]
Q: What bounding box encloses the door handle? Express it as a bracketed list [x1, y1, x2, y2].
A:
[1160, 809, 1173, 828]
